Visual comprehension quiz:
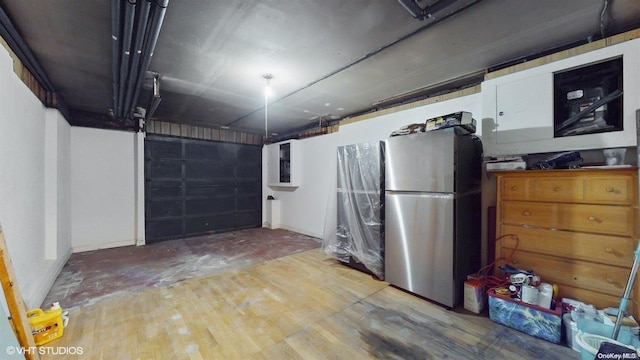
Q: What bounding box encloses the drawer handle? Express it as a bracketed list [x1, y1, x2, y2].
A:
[588, 216, 602, 223]
[605, 247, 613, 253]
[511, 186, 518, 191]
[522, 211, 531, 216]
[606, 278, 615, 284]
[606, 187, 614, 193]
[553, 187, 561, 192]
[605, 187, 620, 194]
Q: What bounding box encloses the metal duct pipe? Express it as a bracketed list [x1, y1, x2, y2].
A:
[111, 0, 121, 117]
[397, 0, 425, 20]
[125, 0, 168, 119]
[122, 0, 151, 118]
[117, 0, 137, 118]
[145, 72, 161, 122]
[0, 4, 72, 122]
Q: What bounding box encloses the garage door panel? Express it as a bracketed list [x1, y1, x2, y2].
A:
[237, 164, 260, 178]
[238, 195, 260, 210]
[185, 162, 235, 179]
[186, 214, 236, 234]
[149, 160, 182, 179]
[185, 142, 237, 162]
[238, 182, 260, 196]
[186, 198, 236, 215]
[147, 140, 182, 159]
[148, 199, 183, 218]
[238, 146, 261, 162]
[145, 135, 262, 242]
[146, 219, 183, 238]
[185, 183, 235, 197]
[236, 211, 261, 227]
[148, 181, 183, 198]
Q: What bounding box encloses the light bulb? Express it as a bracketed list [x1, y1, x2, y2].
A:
[263, 73, 273, 97]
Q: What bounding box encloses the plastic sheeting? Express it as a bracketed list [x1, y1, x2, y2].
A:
[322, 141, 384, 279]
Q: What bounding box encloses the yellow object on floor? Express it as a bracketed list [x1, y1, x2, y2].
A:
[26, 305, 64, 346]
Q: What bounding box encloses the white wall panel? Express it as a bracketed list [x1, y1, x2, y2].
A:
[71, 127, 136, 252]
[0, 46, 71, 308]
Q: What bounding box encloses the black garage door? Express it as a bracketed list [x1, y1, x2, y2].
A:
[145, 135, 262, 242]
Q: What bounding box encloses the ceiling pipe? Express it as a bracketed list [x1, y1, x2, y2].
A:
[116, 0, 137, 118]
[111, 0, 121, 117]
[0, 4, 72, 121]
[126, 0, 168, 120]
[122, 0, 151, 119]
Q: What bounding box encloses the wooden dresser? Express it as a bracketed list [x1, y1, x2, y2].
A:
[494, 168, 639, 317]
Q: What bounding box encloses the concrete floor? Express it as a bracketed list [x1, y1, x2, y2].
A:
[43, 228, 322, 309]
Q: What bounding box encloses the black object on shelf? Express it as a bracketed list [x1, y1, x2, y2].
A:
[553, 57, 623, 138]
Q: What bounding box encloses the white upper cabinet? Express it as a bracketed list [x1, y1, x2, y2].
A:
[267, 140, 301, 187]
[495, 73, 553, 145]
[482, 37, 640, 157]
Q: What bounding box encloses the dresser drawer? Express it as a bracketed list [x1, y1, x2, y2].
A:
[501, 201, 633, 236]
[500, 249, 628, 297]
[530, 177, 583, 202]
[498, 171, 635, 204]
[559, 203, 634, 236]
[585, 176, 634, 205]
[501, 201, 558, 227]
[501, 178, 528, 200]
[499, 225, 635, 267]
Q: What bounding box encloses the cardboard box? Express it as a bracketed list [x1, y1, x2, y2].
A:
[488, 289, 562, 343]
[464, 278, 485, 313]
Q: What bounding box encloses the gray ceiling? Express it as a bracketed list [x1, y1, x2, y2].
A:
[1, 0, 639, 136]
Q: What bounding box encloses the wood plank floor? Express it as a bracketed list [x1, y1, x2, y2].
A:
[41, 249, 578, 359]
[43, 228, 321, 309]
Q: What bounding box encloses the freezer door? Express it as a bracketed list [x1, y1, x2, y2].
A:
[384, 192, 454, 307]
[386, 131, 454, 193]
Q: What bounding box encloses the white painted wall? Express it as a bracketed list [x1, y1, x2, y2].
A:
[263, 133, 339, 238]
[262, 95, 482, 243]
[262, 38, 640, 270]
[0, 45, 71, 309]
[57, 113, 72, 259]
[71, 127, 137, 252]
[338, 94, 482, 145]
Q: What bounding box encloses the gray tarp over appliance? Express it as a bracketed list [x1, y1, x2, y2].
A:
[322, 141, 384, 279]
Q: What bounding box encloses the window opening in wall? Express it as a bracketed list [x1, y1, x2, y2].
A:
[279, 143, 291, 183]
[553, 56, 623, 138]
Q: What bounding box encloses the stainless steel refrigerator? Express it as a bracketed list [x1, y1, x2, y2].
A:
[330, 141, 385, 280]
[384, 128, 482, 308]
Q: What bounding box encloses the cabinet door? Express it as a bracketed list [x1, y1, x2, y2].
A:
[495, 73, 553, 144]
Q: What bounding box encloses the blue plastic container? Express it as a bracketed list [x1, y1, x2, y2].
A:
[576, 318, 640, 346]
